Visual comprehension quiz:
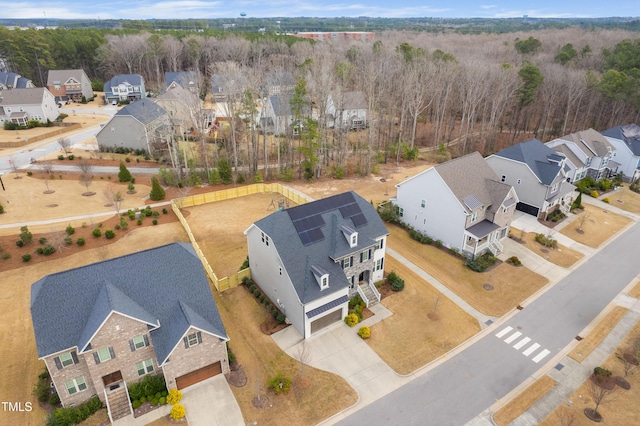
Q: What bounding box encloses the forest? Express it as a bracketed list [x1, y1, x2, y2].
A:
[1, 25, 640, 182]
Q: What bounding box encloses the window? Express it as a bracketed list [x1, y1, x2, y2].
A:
[59, 352, 75, 367]
[184, 331, 202, 348]
[136, 359, 154, 376]
[351, 234, 357, 246]
[375, 258, 384, 271]
[420, 199, 426, 208]
[261, 232, 269, 246]
[375, 239, 384, 250]
[361, 250, 370, 262]
[130, 335, 148, 351]
[343, 256, 353, 269]
[399, 207, 404, 217]
[94, 347, 115, 364]
[501, 175, 506, 182]
[65, 376, 87, 395]
[470, 212, 478, 223]
[321, 276, 328, 288]
[423, 218, 426, 225]
[278, 266, 282, 276]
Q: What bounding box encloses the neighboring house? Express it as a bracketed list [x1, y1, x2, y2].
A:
[46, 69, 93, 104]
[546, 128, 618, 182]
[393, 152, 518, 258]
[244, 191, 388, 338]
[155, 85, 214, 135]
[30, 243, 229, 422]
[486, 138, 576, 219]
[104, 74, 146, 104]
[0, 87, 59, 126]
[165, 71, 198, 93]
[259, 94, 312, 135]
[96, 100, 169, 154]
[0, 71, 35, 92]
[325, 91, 367, 131]
[264, 71, 296, 96]
[602, 124, 640, 183]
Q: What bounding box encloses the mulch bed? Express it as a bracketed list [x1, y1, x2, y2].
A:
[225, 362, 247, 387]
[260, 315, 290, 335]
[615, 376, 631, 390]
[133, 401, 166, 418]
[590, 373, 617, 390]
[584, 407, 603, 422]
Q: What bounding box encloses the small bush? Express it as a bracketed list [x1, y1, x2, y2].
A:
[58, 154, 64, 160]
[64, 236, 73, 245]
[92, 229, 101, 237]
[344, 313, 359, 327]
[465, 252, 499, 272]
[594, 366, 612, 378]
[76, 237, 85, 246]
[27, 171, 33, 176]
[39, 237, 47, 244]
[602, 197, 610, 204]
[115, 224, 121, 230]
[267, 373, 292, 395]
[22, 254, 32, 262]
[132, 400, 142, 409]
[125, 157, 131, 163]
[276, 312, 286, 323]
[43, 245, 55, 255]
[0, 202, 3, 214]
[534, 233, 558, 248]
[105, 229, 115, 239]
[16, 240, 24, 247]
[139, 396, 146, 404]
[590, 190, 599, 198]
[170, 403, 186, 420]
[387, 271, 405, 291]
[162, 208, 168, 214]
[159, 397, 166, 405]
[507, 256, 522, 266]
[2, 253, 10, 260]
[65, 225, 75, 235]
[49, 393, 60, 406]
[166, 389, 182, 405]
[150, 177, 165, 201]
[137, 219, 143, 225]
[152, 219, 158, 225]
[67, 155, 74, 160]
[358, 326, 371, 339]
[33, 374, 51, 402]
[151, 398, 158, 406]
[36, 247, 44, 255]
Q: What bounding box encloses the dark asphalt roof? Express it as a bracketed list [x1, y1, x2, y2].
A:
[253, 191, 388, 304]
[493, 139, 564, 185]
[104, 74, 144, 92]
[115, 100, 167, 124]
[31, 243, 228, 364]
[602, 124, 640, 156]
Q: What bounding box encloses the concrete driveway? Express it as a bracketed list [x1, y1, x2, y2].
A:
[182, 375, 245, 426]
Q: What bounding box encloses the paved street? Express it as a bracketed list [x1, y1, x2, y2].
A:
[336, 221, 640, 425]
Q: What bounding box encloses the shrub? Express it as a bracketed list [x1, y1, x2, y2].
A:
[125, 157, 131, 163]
[128, 182, 135, 191]
[49, 393, 60, 406]
[115, 224, 121, 230]
[39, 237, 48, 244]
[2, 253, 10, 260]
[0, 202, 3, 214]
[267, 373, 292, 395]
[465, 252, 499, 272]
[92, 228, 101, 237]
[36, 247, 44, 255]
[105, 229, 115, 239]
[166, 389, 182, 405]
[140, 396, 146, 404]
[48, 397, 103, 426]
[159, 397, 166, 405]
[33, 374, 51, 402]
[132, 400, 142, 409]
[152, 219, 158, 225]
[590, 190, 599, 198]
[151, 398, 159, 406]
[594, 366, 612, 378]
[344, 313, 359, 327]
[170, 404, 186, 420]
[276, 312, 286, 323]
[58, 154, 64, 160]
[76, 237, 85, 246]
[67, 154, 74, 160]
[20, 225, 33, 244]
[16, 240, 24, 247]
[152, 210, 160, 217]
[118, 162, 133, 182]
[149, 177, 165, 201]
[571, 192, 583, 210]
[22, 254, 32, 262]
[507, 256, 522, 266]
[43, 244, 55, 255]
[27, 171, 33, 176]
[64, 237, 72, 245]
[387, 271, 405, 291]
[603, 197, 610, 204]
[65, 225, 75, 235]
[358, 326, 371, 339]
[162, 208, 168, 214]
[137, 219, 143, 225]
[534, 233, 558, 248]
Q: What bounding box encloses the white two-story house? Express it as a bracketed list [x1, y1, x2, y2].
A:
[602, 124, 640, 183]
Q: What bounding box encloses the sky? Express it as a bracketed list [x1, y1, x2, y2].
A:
[3, 1, 639, 20]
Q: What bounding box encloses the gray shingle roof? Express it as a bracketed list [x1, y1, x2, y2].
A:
[558, 128, 614, 158]
[602, 124, 640, 156]
[435, 152, 513, 213]
[104, 74, 143, 92]
[165, 71, 197, 89]
[116, 100, 166, 124]
[47, 69, 87, 86]
[493, 139, 564, 185]
[31, 243, 228, 363]
[549, 142, 585, 168]
[0, 87, 46, 105]
[253, 191, 388, 304]
[336, 91, 367, 110]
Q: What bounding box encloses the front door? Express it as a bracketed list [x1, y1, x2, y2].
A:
[358, 270, 370, 283]
[102, 371, 123, 389]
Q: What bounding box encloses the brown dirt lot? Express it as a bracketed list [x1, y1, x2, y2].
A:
[386, 223, 549, 317]
[509, 229, 584, 268]
[367, 256, 481, 374]
[540, 319, 640, 426]
[0, 223, 188, 426]
[560, 204, 632, 248]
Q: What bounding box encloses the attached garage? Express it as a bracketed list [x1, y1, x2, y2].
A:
[516, 202, 540, 217]
[310, 309, 342, 334]
[175, 362, 222, 390]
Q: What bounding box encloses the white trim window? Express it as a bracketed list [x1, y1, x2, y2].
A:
[59, 352, 75, 367]
[184, 331, 202, 348]
[136, 359, 154, 376]
[470, 212, 478, 223]
[130, 334, 149, 351]
[66, 376, 87, 395]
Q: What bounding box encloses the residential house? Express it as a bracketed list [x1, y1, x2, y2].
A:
[546, 128, 618, 182]
[155, 85, 214, 136]
[325, 91, 367, 131]
[393, 152, 518, 258]
[165, 71, 198, 94]
[259, 94, 312, 135]
[0, 87, 59, 126]
[46, 69, 93, 104]
[244, 191, 388, 338]
[104, 74, 146, 104]
[486, 138, 575, 219]
[30, 243, 230, 422]
[96, 100, 169, 155]
[602, 124, 640, 182]
[0, 71, 35, 92]
[264, 71, 296, 96]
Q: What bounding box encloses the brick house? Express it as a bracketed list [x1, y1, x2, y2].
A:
[46, 69, 93, 104]
[30, 243, 229, 421]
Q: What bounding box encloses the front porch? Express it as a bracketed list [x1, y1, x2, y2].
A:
[463, 220, 506, 258]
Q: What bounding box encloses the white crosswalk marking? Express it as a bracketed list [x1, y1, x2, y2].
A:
[522, 343, 541, 357]
[532, 349, 551, 363]
[495, 326, 513, 338]
[504, 331, 522, 344]
[513, 337, 531, 350]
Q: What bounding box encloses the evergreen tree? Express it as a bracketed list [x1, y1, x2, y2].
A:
[149, 177, 165, 201]
[118, 162, 133, 182]
[218, 158, 232, 184]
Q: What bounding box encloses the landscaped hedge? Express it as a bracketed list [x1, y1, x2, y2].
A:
[387, 271, 405, 291]
[243, 278, 287, 324]
[45, 396, 102, 426]
[128, 374, 167, 403]
[465, 252, 498, 272]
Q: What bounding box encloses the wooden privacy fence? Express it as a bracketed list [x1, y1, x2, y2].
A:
[171, 183, 314, 292]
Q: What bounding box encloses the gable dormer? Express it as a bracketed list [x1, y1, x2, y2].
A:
[340, 224, 358, 248]
[311, 264, 329, 290]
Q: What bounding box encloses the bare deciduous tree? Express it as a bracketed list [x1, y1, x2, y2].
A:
[555, 406, 576, 426]
[103, 185, 124, 214]
[585, 376, 617, 421]
[77, 159, 94, 194]
[578, 212, 590, 233]
[58, 137, 71, 154]
[294, 341, 312, 377]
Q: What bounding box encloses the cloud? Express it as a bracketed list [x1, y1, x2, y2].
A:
[481, 5, 497, 9]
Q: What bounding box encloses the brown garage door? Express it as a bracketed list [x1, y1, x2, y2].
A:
[310, 309, 342, 334]
[175, 362, 222, 390]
